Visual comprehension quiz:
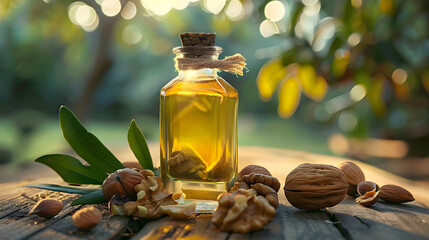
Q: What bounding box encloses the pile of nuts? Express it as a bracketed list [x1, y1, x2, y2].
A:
[338, 161, 414, 207]
[28, 194, 103, 231]
[211, 165, 280, 233]
[27, 160, 415, 234]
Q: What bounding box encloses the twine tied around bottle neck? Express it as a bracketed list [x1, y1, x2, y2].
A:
[175, 53, 247, 76]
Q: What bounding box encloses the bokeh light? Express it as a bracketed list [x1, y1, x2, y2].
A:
[68, 2, 99, 32]
[338, 111, 358, 132]
[225, 0, 244, 21]
[121, 1, 137, 20]
[347, 33, 361, 47]
[303, 1, 320, 16]
[302, 0, 318, 6]
[392, 68, 407, 85]
[264, 1, 285, 22]
[102, 0, 121, 17]
[141, 0, 173, 16]
[172, 0, 189, 10]
[122, 24, 142, 45]
[204, 0, 226, 15]
[260, 20, 279, 38]
[350, 84, 366, 102]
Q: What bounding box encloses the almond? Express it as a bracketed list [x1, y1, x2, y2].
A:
[338, 161, 365, 196]
[29, 199, 63, 218]
[379, 184, 414, 203]
[73, 207, 102, 231]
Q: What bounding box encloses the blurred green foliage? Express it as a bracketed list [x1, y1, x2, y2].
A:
[0, 0, 428, 166]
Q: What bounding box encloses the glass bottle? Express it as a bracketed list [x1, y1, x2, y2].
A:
[160, 46, 238, 200]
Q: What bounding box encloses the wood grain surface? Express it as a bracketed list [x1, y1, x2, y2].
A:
[1, 146, 428, 240]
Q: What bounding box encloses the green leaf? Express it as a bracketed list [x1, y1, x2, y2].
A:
[35, 154, 107, 185]
[278, 76, 302, 118]
[71, 189, 107, 206]
[25, 184, 99, 194]
[59, 106, 124, 173]
[127, 120, 154, 170]
[257, 59, 287, 101]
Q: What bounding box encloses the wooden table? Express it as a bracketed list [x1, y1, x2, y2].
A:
[1, 146, 429, 240]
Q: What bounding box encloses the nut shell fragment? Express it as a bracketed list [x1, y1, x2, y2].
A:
[161, 202, 196, 220]
[357, 181, 379, 196]
[124, 176, 177, 219]
[379, 185, 414, 203]
[284, 163, 348, 210]
[356, 189, 380, 207]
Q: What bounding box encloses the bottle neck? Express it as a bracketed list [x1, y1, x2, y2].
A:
[178, 68, 218, 80]
[175, 50, 220, 80]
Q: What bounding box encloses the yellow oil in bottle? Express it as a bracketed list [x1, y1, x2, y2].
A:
[160, 69, 238, 198]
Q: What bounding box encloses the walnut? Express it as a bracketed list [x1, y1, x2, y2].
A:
[284, 163, 348, 210]
[108, 194, 131, 216]
[138, 169, 155, 178]
[251, 183, 279, 209]
[102, 168, 145, 201]
[241, 173, 281, 192]
[212, 189, 276, 233]
[238, 165, 271, 181]
[168, 151, 206, 179]
[230, 182, 250, 192]
[123, 176, 177, 219]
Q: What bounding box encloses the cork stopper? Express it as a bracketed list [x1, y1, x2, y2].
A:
[180, 32, 216, 46]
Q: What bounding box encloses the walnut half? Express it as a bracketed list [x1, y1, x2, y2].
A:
[123, 176, 177, 219]
[168, 151, 206, 179]
[212, 189, 276, 233]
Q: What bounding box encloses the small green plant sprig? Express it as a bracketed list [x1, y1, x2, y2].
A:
[28, 106, 154, 205]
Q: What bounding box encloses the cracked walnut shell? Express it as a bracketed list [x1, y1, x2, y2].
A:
[284, 163, 348, 210]
[212, 189, 276, 233]
[124, 176, 177, 219]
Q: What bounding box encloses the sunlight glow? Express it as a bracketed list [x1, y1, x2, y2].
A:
[121, 1, 137, 20]
[392, 69, 407, 85]
[264, 1, 285, 22]
[225, 0, 244, 21]
[260, 19, 279, 38]
[204, 0, 226, 15]
[102, 0, 121, 17]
